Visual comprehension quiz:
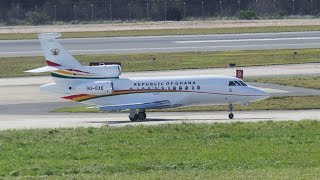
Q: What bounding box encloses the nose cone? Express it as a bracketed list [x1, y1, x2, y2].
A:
[249, 86, 270, 102]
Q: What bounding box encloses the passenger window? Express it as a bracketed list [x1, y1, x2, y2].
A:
[197, 85, 200, 90]
[185, 86, 188, 90]
[229, 81, 236, 86]
[240, 81, 247, 86]
[234, 81, 241, 86]
[161, 87, 165, 91]
[192, 86, 195, 90]
[173, 86, 176, 90]
[179, 86, 182, 91]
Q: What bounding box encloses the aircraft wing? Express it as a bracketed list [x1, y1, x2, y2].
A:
[99, 100, 172, 111]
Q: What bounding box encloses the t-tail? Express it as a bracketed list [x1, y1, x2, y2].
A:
[26, 33, 121, 94]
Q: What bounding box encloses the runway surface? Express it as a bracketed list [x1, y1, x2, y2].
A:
[0, 63, 320, 130]
[0, 110, 319, 130]
[2, 31, 320, 57]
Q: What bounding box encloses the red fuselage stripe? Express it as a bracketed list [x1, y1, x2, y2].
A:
[46, 60, 61, 67]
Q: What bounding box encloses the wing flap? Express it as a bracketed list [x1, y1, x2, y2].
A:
[99, 100, 172, 111]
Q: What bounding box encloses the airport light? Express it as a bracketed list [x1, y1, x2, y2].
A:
[183, 2, 186, 19]
[109, 3, 112, 21]
[35, 5, 38, 11]
[91, 4, 94, 21]
[54, 4, 57, 21]
[292, 0, 295, 15]
[73, 4, 76, 20]
[16, 5, 19, 19]
[293, 0, 295, 15]
[220, 0, 223, 15]
[238, 0, 240, 10]
[105, 1, 108, 20]
[146, 3, 149, 20]
[128, 3, 131, 21]
[201, 1, 204, 17]
[165, 2, 167, 21]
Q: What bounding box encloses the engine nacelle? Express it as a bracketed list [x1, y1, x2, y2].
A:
[76, 81, 113, 95]
[83, 65, 121, 78]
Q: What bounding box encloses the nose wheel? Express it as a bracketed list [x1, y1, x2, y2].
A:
[228, 113, 234, 119]
[228, 104, 234, 119]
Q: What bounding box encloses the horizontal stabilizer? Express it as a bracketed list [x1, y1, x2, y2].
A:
[38, 32, 62, 40]
[25, 66, 58, 73]
[99, 100, 172, 111]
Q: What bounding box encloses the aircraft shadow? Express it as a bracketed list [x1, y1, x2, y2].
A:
[87, 117, 273, 125]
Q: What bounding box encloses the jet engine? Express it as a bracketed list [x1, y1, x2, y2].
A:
[83, 65, 121, 78]
[76, 81, 113, 95]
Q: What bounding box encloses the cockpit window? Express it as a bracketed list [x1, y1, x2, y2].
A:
[234, 81, 241, 86]
[239, 81, 247, 86]
[229, 81, 247, 86]
[229, 81, 236, 86]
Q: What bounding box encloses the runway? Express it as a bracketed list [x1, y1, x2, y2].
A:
[0, 110, 319, 130]
[2, 31, 320, 57]
[0, 63, 320, 130]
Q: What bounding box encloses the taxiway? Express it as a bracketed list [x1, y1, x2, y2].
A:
[0, 63, 319, 130]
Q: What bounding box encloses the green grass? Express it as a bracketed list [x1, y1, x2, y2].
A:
[3, 25, 320, 40]
[1, 121, 320, 178]
[52, 96, 320, 113]
[247, 76, 320, 90]
[1, 49, 320, 78]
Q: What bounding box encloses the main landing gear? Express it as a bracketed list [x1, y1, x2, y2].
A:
[228, 104, 234, 119]
[129, 109, 147, 122]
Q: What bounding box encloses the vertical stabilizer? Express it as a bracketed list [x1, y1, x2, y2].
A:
[38, 33, 82, 69]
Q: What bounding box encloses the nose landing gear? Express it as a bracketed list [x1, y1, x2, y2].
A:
[228, 104, 234, 119]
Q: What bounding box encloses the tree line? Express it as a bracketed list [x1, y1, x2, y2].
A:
[0, 0, 319, 25]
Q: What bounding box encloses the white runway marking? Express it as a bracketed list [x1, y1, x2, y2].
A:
[2, 43, 320, 57]
[174, 36, 320, 43]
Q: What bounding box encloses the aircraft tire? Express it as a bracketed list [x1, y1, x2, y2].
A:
[228, 113, 234, 119]
[129, 114, 139, 122]
[138, 112, 147, 121]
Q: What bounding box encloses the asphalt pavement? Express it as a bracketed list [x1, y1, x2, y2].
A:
[2, 31, 320, 57]
[0, 64, 320, 130]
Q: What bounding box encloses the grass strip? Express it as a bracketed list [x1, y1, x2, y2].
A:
[247, 76, 320, 90]
[2, 25, 320, 40]
[51, 96, 320, 113]
[1, 49, 319, 78]
[1, 121, 320, 178]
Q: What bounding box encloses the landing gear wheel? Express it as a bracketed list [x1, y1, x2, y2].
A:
[228, 104, 234, 119]
[138, 112, 147, 121]
[129, 114, 139, 122]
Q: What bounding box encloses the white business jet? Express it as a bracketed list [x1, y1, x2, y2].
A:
[27, 33, 269, 121]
